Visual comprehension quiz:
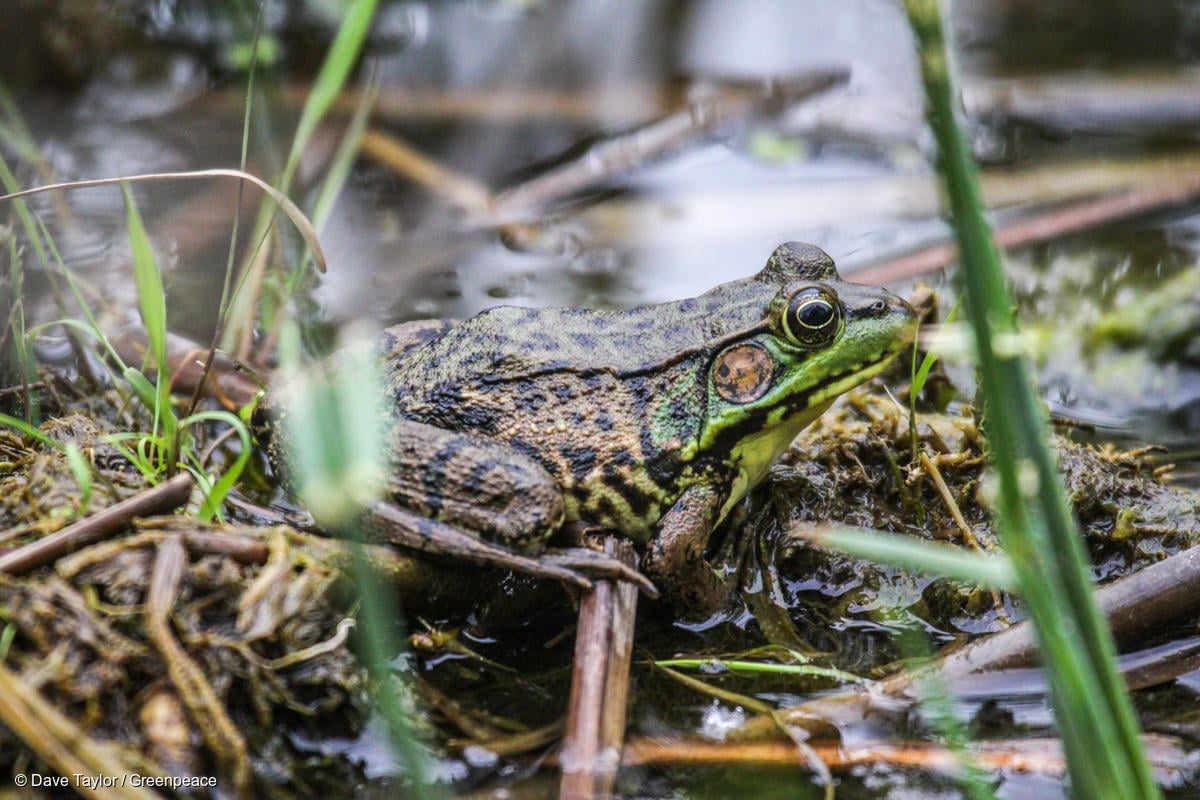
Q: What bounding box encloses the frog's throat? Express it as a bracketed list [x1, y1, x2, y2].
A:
[714, 353, 897, 525]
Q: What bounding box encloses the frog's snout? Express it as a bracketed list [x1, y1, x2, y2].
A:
[884, 289, 920, 346]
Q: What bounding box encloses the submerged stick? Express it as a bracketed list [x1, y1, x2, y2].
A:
[560, 537, 639, 800]
[621, 732, 1196, 783]
[742, 543, 1200, 737]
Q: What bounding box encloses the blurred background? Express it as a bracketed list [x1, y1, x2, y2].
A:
[4, 0, 1200, 442]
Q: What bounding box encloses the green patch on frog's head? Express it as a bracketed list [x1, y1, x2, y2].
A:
[700, 243, 917, 481]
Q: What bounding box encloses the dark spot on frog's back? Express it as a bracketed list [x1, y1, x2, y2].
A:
[381, 319, 456, 359]
[553, 382, 576, 402]
[529, 329, 557, 349]
[562, 444, 599, 482]
[413, 382, 504, 434]
[609, 447, 636, 468]
[570, 331, 598, 350]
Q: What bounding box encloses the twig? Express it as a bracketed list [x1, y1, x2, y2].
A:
[853, 172, 1200, 285]
[620, 732, 1198, 781]
[359, 128, 495, 218]
[919, 451, 1008, 617]
[560, 536, 639, 800]
[0, 472, 194, 575]
[53, 528, 271, 580]
[492, 72, 846, 219]
[146, 536, 252, 798]
[0, 664, 167, 800]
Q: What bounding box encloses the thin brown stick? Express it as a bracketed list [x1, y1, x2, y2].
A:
[919, 452, 1009, 617]
[0, 664, 167, 800]
[622, 732, 1195, 782]
[853, 172, 1200, 285]
[560, 537, 639, 800]
[358, 128, 494, 217]
[210, 83, 681, 124]
[0, 472, 194, 575]
[145, 536, 252, 798]
[54, 528, 270, 579]
[622, 735, 1068, 773]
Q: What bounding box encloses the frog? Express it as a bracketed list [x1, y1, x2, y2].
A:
[275, 242, 917, 617]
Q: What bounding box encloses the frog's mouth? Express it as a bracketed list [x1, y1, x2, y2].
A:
[786, 346, 905, 417]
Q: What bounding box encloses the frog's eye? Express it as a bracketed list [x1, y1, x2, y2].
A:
[783, 287, 842, 347]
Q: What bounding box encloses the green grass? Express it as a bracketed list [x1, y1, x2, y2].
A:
[811, 526, 1015, 588]
[903, 2, 1160, 798]
[655, 658, 862, 684]
[221, 0, 380, 352]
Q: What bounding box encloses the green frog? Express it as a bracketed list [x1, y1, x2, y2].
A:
[285, 242, 916, 616]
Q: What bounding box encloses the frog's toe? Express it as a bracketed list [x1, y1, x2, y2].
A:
[368, 502, 594, 590]
[541, 547, 660, 598]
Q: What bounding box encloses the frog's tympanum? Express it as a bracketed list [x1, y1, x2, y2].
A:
[296, 243, 916, 616]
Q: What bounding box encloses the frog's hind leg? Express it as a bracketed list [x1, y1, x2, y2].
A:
[386, 419, 565, 551]
[375, 420, 654, 594]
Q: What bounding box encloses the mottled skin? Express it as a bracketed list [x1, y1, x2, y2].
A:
[369, 242, 917, 615]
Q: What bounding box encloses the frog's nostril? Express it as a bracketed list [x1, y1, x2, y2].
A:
[869, 299, 887, 315]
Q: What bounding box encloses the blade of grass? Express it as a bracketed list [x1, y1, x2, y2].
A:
[904, 3, 1160, 798]
[279, 0, 379, 194]
[0, 412, 57, 448]
[123, 184, 177, 473]
[0, 169, 325, 273]
[223, 0, 376, 352]
[277, 320, 430, 792]
[180, 409, 252, 522]
[62, 443, 93, 518]
[655, 659, 862, 684]
[806, 526, 1016, 589]
[912, 295, 960, 396]
[123, 184, 167, 370]
[0, 148, 50, 270]
[6, 235, 37, 422]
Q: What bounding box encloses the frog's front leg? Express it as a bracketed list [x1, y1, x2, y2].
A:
[642, 483, 732, 616]
[370, 419, 654, 594]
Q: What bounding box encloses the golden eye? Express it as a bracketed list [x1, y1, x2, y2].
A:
[784, 287, 841, 347]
